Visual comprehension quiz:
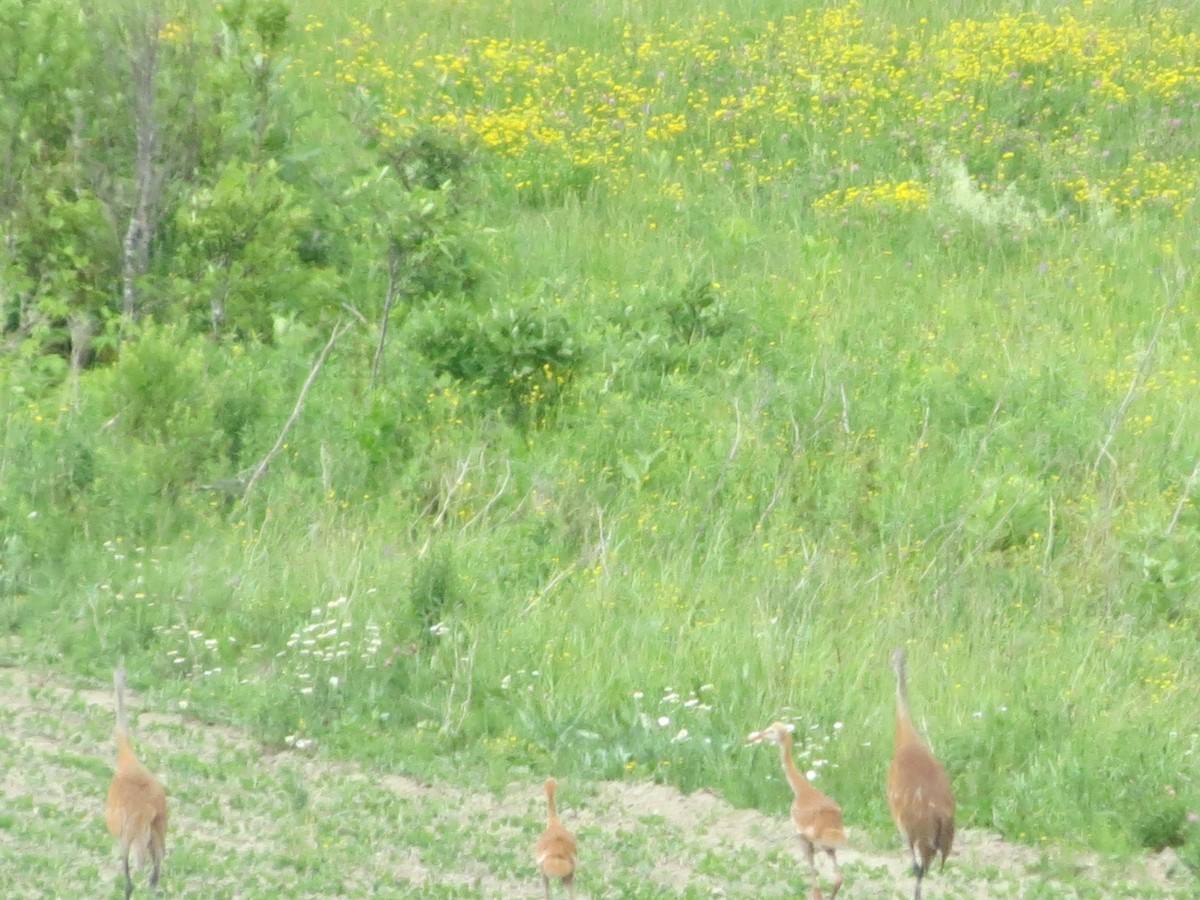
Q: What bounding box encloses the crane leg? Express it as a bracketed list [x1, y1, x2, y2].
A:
[802, 840, 823, 900]
[827, 849, 842, 900]
[121, 852, 134, 900]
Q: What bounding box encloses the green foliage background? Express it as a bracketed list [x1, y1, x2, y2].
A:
[2, 0, 1199, 870]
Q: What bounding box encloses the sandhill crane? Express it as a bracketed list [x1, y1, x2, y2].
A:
[747, 721, 846, 900]
[105, 664, 168, 898]
[888, 647, 955, 900]
[535, 777, 576, 899]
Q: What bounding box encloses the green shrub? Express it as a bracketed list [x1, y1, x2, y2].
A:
[166, 160, 334, 338]
[411, 291, 583, 424]
[345, 161, 483, 317]
[663, 275, 737, 344]
[6, 187, 120, 359]
[1133, 797, 1187, 851]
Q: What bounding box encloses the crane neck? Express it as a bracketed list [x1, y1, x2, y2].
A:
[112, 666, 146, 771]
[114, 669, 131, 739]
[115, 732, 140, 768]
[893, 660, 924, 747]
[545, 783, 560, 826]
[777, 732, 816, 799]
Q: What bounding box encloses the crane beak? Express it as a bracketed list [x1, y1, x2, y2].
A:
[745, 730, 765, 744]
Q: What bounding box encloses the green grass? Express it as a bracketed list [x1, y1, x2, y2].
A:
[2, 0, 1200, 890]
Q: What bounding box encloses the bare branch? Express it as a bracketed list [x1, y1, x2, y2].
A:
[371, 245, 403, 388]
[753, 413, 805, 533]
[419, 451, 478, 557]
[1167, 457, 1200, 536]
[241, 320, 350, 503]
[458, 459, 512, 533]
[521, 562, 579, 615]
[913, 401, 931, 459]
[523, 504, 614, 615]
[1092, 280, 1178, 474]
[1042, 493, 1056, 575]
[340, 302, 369, 327]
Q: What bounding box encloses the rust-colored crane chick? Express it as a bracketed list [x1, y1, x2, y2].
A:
[888, 647, 955, 900]
[535, 777, 576, 899]
[747, 721, 846, 900]
[105, 665, 168, 899]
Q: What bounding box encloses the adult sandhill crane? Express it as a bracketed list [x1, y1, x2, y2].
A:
[535, 777, 576, 899]
[747, 721, 846, 900]
[888, 647, 955, 900]
[105, 665, 168, 898]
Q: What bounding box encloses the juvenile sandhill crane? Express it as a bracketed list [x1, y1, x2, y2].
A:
[105, 664, 168, 898]
[535, 777, 577, 899]
[747, 721, 846, 900]
[888, 647, 955, 900]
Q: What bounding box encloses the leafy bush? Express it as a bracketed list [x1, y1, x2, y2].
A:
[85, 326, 224, 514]
[5, 187, 120, 359]
[349, 173, 482, 311]
[411, 291, 583, 424]
[1132, 796, 1187, 851]
[1137, 532, 1200, 624]
[663, 275, 737, 344]
[383, 128, 476, 197]
[607, 274, 740, 379]
[165, 160, 334, 338]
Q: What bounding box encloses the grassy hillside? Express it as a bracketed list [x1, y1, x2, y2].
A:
[2, 0, 1199, 884]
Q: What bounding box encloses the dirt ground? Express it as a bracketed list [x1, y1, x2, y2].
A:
[0, 663, 1192, 898]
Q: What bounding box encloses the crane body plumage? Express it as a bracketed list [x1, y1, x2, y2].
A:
[888, 647, 954, 900]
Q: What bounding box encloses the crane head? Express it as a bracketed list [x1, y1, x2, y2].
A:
[746, 721, 795, 745]
[891, 646, 907, 672]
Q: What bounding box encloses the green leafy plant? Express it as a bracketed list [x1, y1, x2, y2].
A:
[411, 291, 583, 424]
[167, 159, 332, 337]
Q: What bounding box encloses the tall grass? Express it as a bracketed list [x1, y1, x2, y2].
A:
[2, 0, 1199, 868]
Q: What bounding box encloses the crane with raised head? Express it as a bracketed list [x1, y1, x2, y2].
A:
[105, 664, 168, 898]
[888, 647, 955, 900]
[535, 777, 576, 899]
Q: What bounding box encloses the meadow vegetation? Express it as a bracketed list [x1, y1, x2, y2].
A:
[2, 0, 1199, 888]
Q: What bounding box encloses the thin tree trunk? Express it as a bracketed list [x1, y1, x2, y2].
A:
[67, 313, 96, 408]
[370, 244, 403, 388]
[209, 259, 231, 336]
[122, 7, 163, 326]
